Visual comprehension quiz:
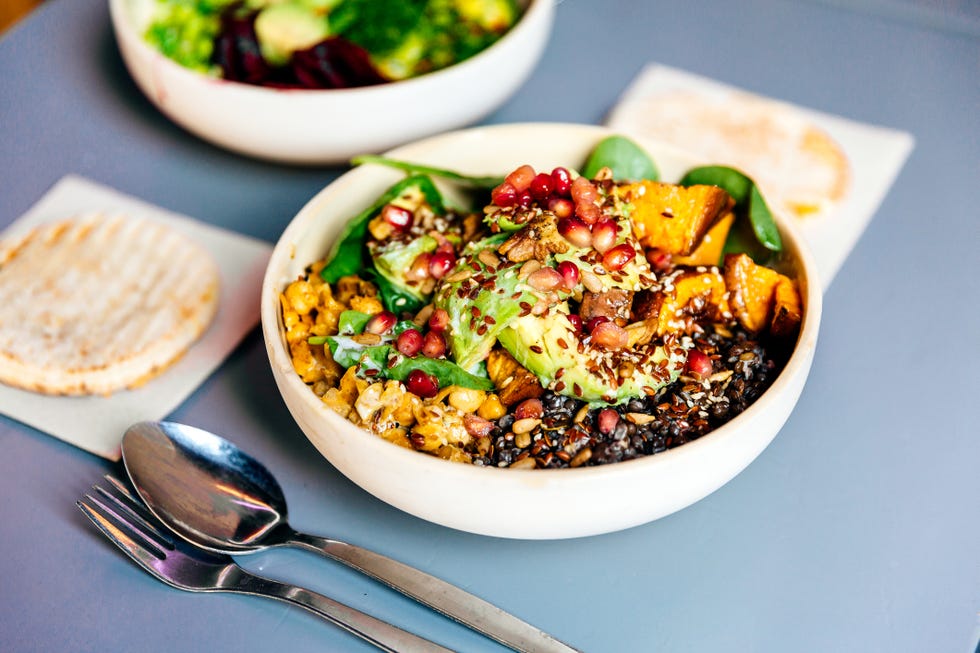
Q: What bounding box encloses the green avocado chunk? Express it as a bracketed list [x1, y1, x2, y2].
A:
[496, 305, 688, 406]
[370, 234, 438, 301]
[254, 2, 331, 66]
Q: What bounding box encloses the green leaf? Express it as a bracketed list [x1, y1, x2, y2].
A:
[320, 174, 444, 284]
[679, 165, 782, 252]
[582, 135, 660, 181]
[337, 310, 371, 335]
[371, 271, 426, 315]
[351, 154, 504, 189]
[386, 355, 494, 391]
[324, 337, 493, 391]
[325, 337, 388, 370]
[434, 234, 534, 371]
[330, 0, 427, 54]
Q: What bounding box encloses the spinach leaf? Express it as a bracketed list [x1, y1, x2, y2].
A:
[320, 174, 444, 284]
[330, 0, 427, 54]
[679, 166, 782, 252]
[351, 154, 504, 189]
[337, 310, 371, 335]
[325, 337, 389, 371]
[325, 337, 493, 391]
[582, 135, 660, 181]
[386, 355, 494, 391]
[369, 269, 427, 316]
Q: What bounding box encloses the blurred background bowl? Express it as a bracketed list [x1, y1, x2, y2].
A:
[108, 0, 554, 164]
[261, 123, 822, 539]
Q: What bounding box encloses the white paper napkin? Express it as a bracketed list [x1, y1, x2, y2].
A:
[0, 175, 272, 460]
[605, 63, 914, 289]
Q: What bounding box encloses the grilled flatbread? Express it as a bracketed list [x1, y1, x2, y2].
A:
[609, 91, 851, 219]
[0, 214, 220, 395]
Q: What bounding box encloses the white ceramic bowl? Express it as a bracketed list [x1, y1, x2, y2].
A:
[261, 123, 822, 539]
[108, 0, 553, 164]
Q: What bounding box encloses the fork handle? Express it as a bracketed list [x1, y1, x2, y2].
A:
[232, 570, 453, 653]
[288, 532, 580, 653]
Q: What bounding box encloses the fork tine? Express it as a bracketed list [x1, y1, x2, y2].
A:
[89, 482, 175, 553]
[104, 473, 140, 505]
[77, 492, 169, 566]
[98, 474, 172, 539]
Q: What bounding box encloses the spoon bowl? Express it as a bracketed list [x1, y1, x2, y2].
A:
[122, 421, 288, 554]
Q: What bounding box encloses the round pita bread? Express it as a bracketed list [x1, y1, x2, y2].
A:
[0, 214, 220, 395]
[609, 91, 850, 219]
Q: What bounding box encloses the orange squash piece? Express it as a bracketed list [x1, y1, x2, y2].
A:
[655, 270, 731, 335]
[770, 277, 803, 337]
[619, 181, 734, 256]
[673, 211, 735, 267]
[724, 253, 801, 334]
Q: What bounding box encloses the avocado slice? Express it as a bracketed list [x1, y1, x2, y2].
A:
[370, 234, 438, 302]
[497, 306, 689, 405]
[254, 2, 331, 66]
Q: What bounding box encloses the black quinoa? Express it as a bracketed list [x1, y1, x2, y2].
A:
[470, 326, 791, 469]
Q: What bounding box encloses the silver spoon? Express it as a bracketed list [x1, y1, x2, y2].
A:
[121, 421, 580, 653]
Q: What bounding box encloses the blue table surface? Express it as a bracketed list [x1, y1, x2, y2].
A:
[1, 1, 978, 651]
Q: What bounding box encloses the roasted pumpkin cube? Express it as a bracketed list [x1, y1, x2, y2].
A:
[770, 277, 803, 337]
[673, 211, 735, 267]
[655, 270, 731, 335]
[724, 253, 799, 333]
[486, 348, 543, 406]
[618, 181, 734, 256]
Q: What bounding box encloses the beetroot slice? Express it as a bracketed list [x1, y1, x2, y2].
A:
[291, 37, 388, 89]
[210, 9, 388, 90]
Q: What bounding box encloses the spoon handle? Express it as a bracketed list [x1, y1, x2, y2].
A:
[289, 532, 581, 653]
[233, 570, 454, 653]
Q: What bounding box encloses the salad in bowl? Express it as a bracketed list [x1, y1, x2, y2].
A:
[262, 124, 820, 538]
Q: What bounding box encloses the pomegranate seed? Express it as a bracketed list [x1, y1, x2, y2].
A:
[557, 217, 593, 248]
[381, 204, 413, 232]
[570, 176, 597, 202]
[395, 328, 423, 356]
[428, 251, 456, 279]
[566, 313, 584, 332]
[491, 182, 517, 207]
[551, 167, 572, 196]
[556, 260, 580, 290]
[428, 307, 449, 332]
[422, 330, 447, 358]
[529, 173, 553, 201]
[505, 164, 536, 192]
[407, 252, 431, 281]
[590, 320, 629, 350]
[434, 236, 455, 254]
[463, 413, 494, 437]
[364, 310, 396, 335]
[576, 201, 601, 225]
[405, 368, 439, 398]
[586, 315, 610, 333]
[591, 219, 619, 254]
[686, 349, 713, 379]
[527, 267, 563, 291]
[516, 190, 533, 208]
[597, 408, 619, 434]
[602, 243, 636, 271]
[548, 197, 574, 218]
[646, 248, 672, 272]
[513, 398, 544, 420]
[570, 177, 601, 224]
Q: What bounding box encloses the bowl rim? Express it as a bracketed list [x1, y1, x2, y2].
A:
[261, 122, 823, 487]
[108, 0, 553, 99]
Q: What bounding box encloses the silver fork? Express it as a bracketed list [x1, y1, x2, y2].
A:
[78, 475, 454, 653]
